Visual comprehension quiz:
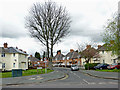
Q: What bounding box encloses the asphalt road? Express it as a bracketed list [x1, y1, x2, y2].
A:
[3, 67, 118, 88]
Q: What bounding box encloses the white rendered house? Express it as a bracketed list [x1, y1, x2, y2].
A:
[0, 43, 28, 71]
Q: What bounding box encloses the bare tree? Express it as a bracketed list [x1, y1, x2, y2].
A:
[25, 1, 71, 61]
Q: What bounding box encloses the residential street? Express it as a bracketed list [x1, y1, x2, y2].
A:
[3, 67, 119, 88]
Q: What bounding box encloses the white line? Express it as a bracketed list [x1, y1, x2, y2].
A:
[83, 79, 90, 84]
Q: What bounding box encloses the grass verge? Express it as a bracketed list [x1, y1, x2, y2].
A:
[0, 68, 54, 78]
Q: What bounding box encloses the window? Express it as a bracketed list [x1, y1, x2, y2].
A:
[14, 59, 17, 61]
[113, 60, 116, 63]
[2, 63, 5, 68]
[102, 51, 104, 54]
[1, 53, 5, 57]
[25, 55, 27, 58]
[56, 58, 57, 61]
[13, 53, 15, 57]
[103, 60, 105, 63]
[67, 57, 69, 60]
[13, 63, 15, 68]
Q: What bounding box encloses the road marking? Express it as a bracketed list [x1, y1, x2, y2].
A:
[29, 78, 36, 80]
[70, 71, 81, 78]
[60, 74, 69, 80]
[98, 82, 106, 84]
[83, 79, 90, 84]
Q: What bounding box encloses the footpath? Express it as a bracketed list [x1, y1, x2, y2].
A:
[2, 70, 66, 86]
[80, 69, 119, 80]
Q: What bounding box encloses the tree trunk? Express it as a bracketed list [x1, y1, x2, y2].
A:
[50, 39, 54, 62]
[46, 41, 49, 60]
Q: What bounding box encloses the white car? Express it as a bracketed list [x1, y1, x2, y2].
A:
[71, 64, 79, 71]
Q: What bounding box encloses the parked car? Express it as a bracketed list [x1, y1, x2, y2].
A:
[107, 63, 120, 69]
[94, 63, 109, 70]
[71, 64, 79, 71]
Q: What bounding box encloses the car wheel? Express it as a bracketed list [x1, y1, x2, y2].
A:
[100, 68, 102, 70]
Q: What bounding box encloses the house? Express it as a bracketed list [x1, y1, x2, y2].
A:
[28, 55, 49, 68]
[52, 50, 65, 66]
[97, 45, 118, 64]
[80, 45, 99, 66]
[28, 55, 40, 68]
[0, 43, 28, 71]
[65, 49, 81, 67]
[52, 49, 81, 67]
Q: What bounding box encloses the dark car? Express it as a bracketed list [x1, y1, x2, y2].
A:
[94, 63, 109, 70]
[107, 63, 120, 69]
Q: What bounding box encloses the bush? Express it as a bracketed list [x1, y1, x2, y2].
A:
[84, 63, 100, 70]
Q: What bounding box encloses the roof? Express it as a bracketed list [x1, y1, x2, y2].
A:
[53, 54, 65, 61]
[97, 44, 110, 51]
[81, 47, 98, 58]
[0, 47, 28, 55]
[65, 51, 80, 59]
[28, 57, 40, 62]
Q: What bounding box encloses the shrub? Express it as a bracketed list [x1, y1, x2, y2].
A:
[84, 63, 100, 70]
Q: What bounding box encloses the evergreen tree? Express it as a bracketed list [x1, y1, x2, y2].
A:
[35, 52, 41, 60]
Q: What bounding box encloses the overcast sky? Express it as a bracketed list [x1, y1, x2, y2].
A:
[0, 0, 119, 56]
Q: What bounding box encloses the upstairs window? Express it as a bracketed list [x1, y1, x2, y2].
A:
[13, 63, 15, 68]
[67, 57, 69, 60]
[1, 53, 5, 57]
[13, 53, 15, 57]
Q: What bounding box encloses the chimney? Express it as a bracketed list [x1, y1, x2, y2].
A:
[110, 40, 114, 44]
[24, 51, 26, 53]
[3, 43, 8, 48]
[16, 47, 18, 49]
[86, 45, 91, 49]
[70, 49, 74, 52]
[57, 50, 61, 55]
[30, 55, 32, 57]
[19, 49, 22, 51]
[98, 45, 102, 49]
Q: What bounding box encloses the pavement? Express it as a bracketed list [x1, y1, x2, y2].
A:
[2, 70, 66, 86]
[79, 69, 119, 80]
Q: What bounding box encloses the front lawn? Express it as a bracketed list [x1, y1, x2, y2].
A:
[0, 68, 54, 78]
[95, 69, 120, 72]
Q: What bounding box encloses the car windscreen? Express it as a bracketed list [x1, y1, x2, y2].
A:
[111, 63, 117, 65]
[97, 64, 103, 66]
[72, 65, 77, 67]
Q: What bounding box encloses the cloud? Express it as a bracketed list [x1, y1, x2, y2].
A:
[0, 0, 119, 55]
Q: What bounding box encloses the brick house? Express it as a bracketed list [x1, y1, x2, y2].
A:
[52, 49, 81, 67]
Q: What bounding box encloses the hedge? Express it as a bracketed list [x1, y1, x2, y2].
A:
[84, 63, 100, 70]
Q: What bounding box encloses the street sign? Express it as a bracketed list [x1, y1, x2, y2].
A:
[37, 67, 42, 69]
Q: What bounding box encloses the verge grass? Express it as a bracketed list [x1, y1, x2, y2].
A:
[0, 69, 54, 78]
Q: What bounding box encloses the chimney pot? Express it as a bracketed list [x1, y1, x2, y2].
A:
[86, 45, 91, 49]
[98, 45, 102, 49]
[3, 43, 8, 48]
[70, 49, 74, 52]
[19, 49, 23, 51]
[30, 55, 32, 57]
[57, 50, 61, 55]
